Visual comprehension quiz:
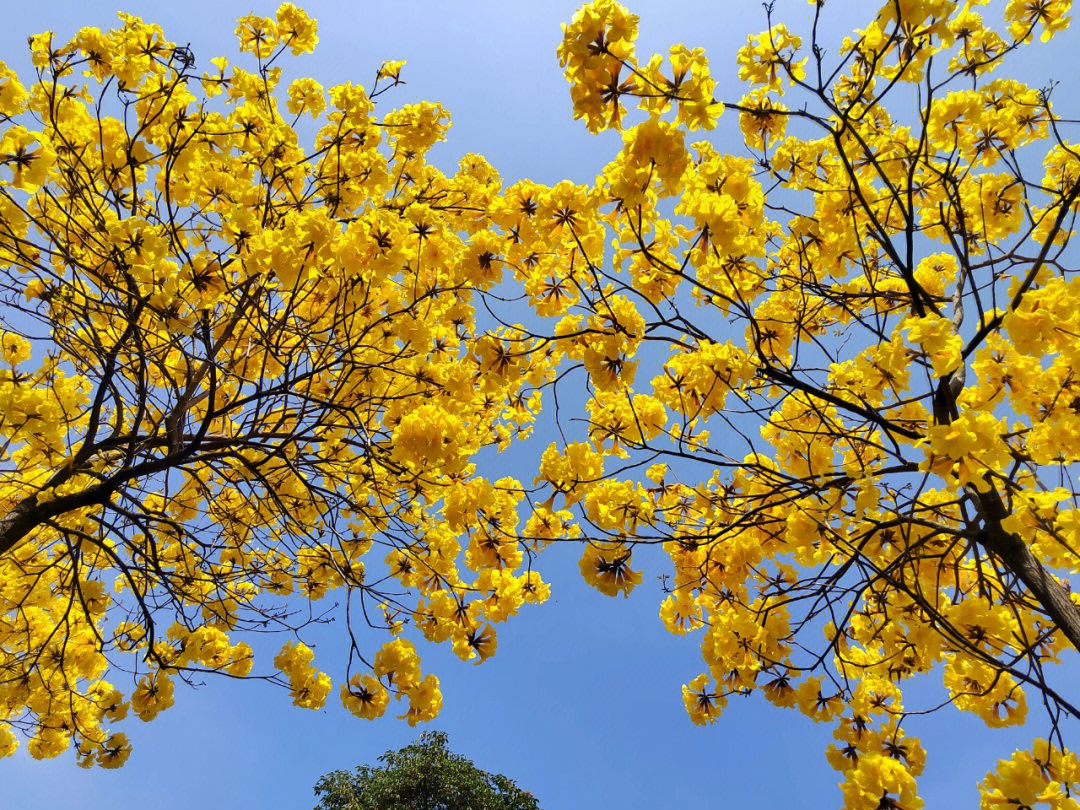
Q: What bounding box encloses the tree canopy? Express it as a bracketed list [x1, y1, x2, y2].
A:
[0, 4, 553, 768]
[312, 731, 540, 810]
[2, 1, 1080, 808]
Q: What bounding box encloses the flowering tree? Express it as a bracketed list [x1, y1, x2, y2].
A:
[3, 1, 1080, 807]
[0, 6, 556, 767]
[522, 0, 1080, 807]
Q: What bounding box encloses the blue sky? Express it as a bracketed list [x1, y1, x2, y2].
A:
[2, 1, 1079, 808]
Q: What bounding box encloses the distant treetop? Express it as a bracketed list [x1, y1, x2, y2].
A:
[312, 731, 541, 810]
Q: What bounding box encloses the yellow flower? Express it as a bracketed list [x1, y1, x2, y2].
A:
[131, 672, 175, 721]
[341, 675, 389, 720]
[903, 314, 962, 377]
[96, 733, 132, 769]
[0, 126, 56, 191]
[275, 3, 318, 54]
[402, 674, 442, 726]
[682, 674, 725, 725]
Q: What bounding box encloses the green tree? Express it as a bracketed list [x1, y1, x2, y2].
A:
[313, 732, 540, 810]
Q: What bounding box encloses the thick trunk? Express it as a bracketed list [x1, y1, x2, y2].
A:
[973, 484, 1080, 655]
[0, 478, 111, 561]
[979, 520, 1080, 654]
[0, 497, 54, 559]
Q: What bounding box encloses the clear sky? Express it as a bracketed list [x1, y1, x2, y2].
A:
[1, 2, 1079, 808]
